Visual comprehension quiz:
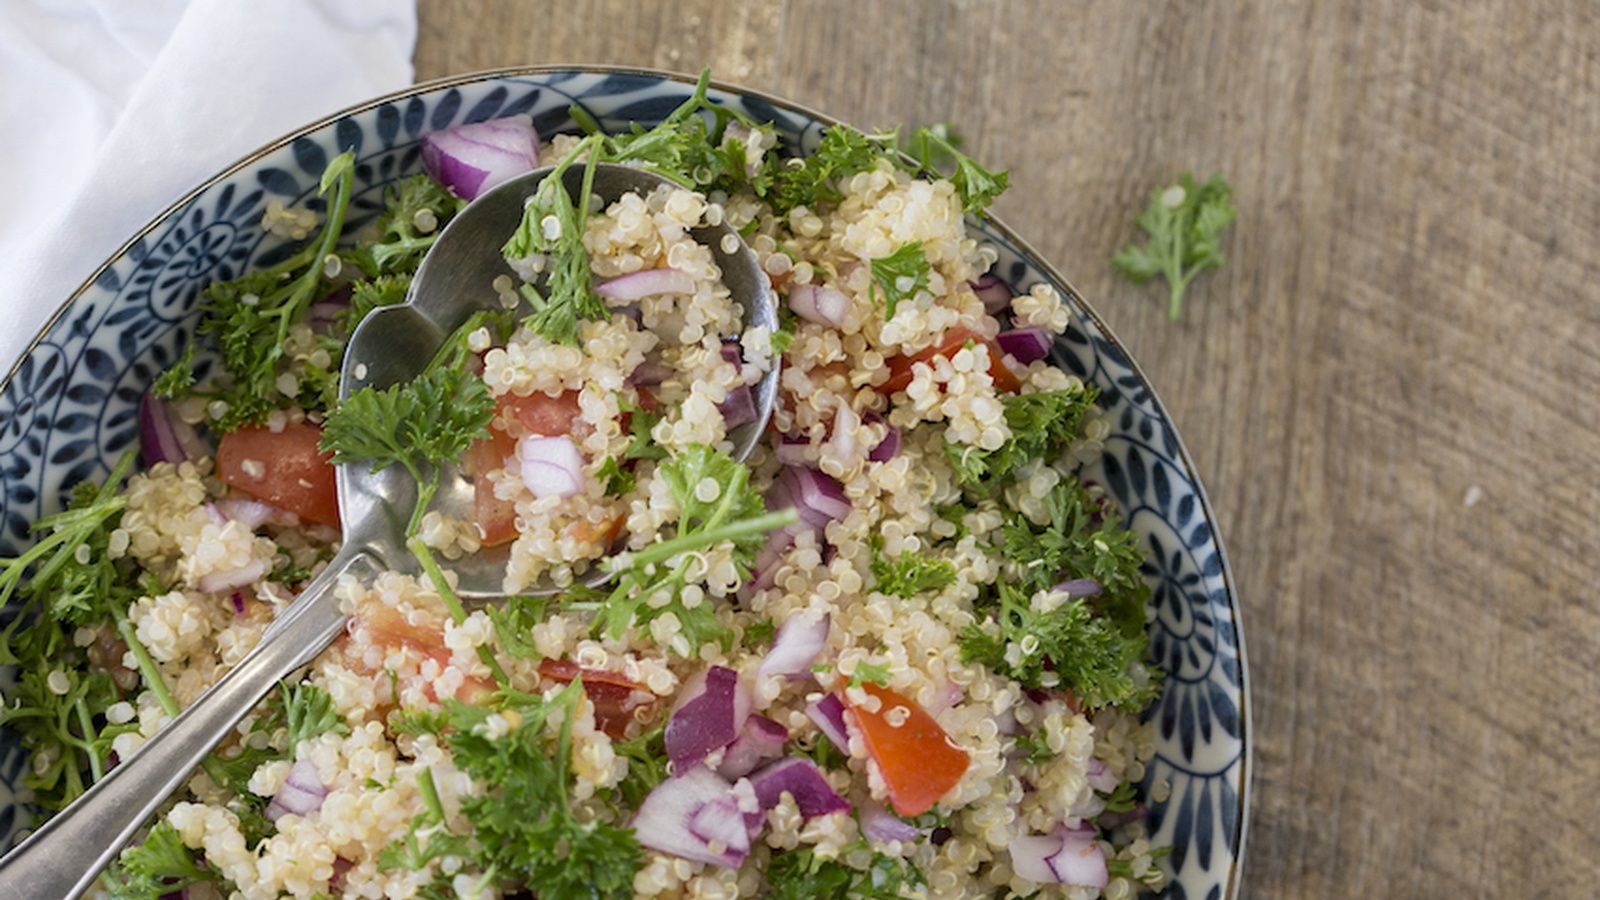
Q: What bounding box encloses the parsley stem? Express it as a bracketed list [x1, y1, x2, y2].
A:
[620, 509, 798, 571]
[73, 700, 104, 783]
[405, 535, 510, 688]
[115, 605, 232, 786]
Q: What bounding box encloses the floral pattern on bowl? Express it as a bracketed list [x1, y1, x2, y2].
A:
[0, 66, 1248, 898]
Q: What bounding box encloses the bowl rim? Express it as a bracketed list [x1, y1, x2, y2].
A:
[0, 63, 1250, 898]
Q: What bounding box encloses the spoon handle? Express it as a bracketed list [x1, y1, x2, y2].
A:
[0, 547, 372, 900]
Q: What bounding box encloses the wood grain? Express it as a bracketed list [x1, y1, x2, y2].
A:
[416, 2, 1600, 896]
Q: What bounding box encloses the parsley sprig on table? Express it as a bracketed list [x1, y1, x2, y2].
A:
[1113, 171, 1237, 321]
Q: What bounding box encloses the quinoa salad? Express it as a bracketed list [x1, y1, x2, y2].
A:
[0, 73, 1171, 899]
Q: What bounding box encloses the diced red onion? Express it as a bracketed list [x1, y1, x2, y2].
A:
[213, 497, 284, 529]
[718, 384, 757, 428]
[1085, 759, 1118, 794]
[632, 764, 750, 867]
[266, 758, 327, 822]
[196, 558, 270, 594]
[595, 268, 696, 302]
[773, 434, 811, 467]
[519, 435, 585, 499]
[1010, 823, 1108, 887]
[420, 116, 540, 200]
[203, 502, 228, 526]
[786, 283, 850, 327]
[995, 327, 1054, 364]
[716, 715, 789, 781]
[748, 521, 804, 593]
[756, 611, 830, 681]
[830, 405, 860, 461]
[627, 355, 672, 388]
[1052, 578, 1103, 599]
[971, 275, 1013, 314]
[805, 693, 850, 752]
[138, 392, 205, 467]
[666, 666, 753, 774]
[858, 411, 901, 463]
[230, 592, 249, 617]
[747, 756, 850, 819]
[768, 467, 850, 531]
[860, 797, 922, 845]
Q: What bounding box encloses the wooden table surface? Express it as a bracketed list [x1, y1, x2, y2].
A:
[414, 3, 1600, 896]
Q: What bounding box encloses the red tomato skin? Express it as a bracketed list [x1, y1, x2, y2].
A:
[847, 681, 972, 817]
[880, 327, 1022, 395]
[215, 422, 340, 527]
[539, 658, 658, 739]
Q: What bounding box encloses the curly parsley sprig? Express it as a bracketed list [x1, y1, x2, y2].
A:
[1113, 171, 1237, 321]
[595, 445, 797, 652]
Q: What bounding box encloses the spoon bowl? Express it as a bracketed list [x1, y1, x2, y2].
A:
[0, 163, 776, 899]
[346, 162, 779, 598]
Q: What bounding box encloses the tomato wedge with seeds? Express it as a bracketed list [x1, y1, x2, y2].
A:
[216, 422, 340, 528]
[539, 657, 659, 739]
[846, 681, 971, 817]
[880, 326, 1023, 395]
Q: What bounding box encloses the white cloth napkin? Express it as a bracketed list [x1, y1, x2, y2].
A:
[0, 0, 418, 379]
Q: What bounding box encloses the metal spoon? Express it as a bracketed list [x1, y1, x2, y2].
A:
[0, 163, 777, 899]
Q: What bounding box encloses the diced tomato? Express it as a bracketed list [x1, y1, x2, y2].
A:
[879, 327, 1023, 395]
[539, 658, 659, 739]
[340, 601, 494, 704]
[215, 422, 340, 527]
[846, 681, 971, 817]
[503, 390, 583, 437]
[565, 512, 626, 548]
[471, 425, 520, 547]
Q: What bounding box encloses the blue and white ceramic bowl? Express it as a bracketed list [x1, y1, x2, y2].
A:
[0, 66, 1249, 898]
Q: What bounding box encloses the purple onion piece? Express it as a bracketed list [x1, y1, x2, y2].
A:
[1051, 578, 1103, 599]
[860, 797, 922, 844]
[995, 326, 1054, 364]
[755, 611, 830, 681]
[631, 764, 750, 867]
[716, 715, 789, 781]
[971, 274, 1013, 314]
[786, 283, 851, 327]
[747, 521, 804, 594]
[1085, 759, 1118, 794]
[595, 268, 696, 302]
[213, 497, 283, 529]
[806, 693, 850, 752]
[717, 384, 758, 428]
[1009, 824, 1108, 887]
[519, 435, 585, 499]
[266, 758, 327, 822]
[769, 467, 850, 531]
[747, 756, 851, 819]
[195, 558, 270, 594]
[665, 666, 752, 774]
[420, 116, 540, 200]
[773, 434, 811, 467]
[138, 392, 205, 468]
